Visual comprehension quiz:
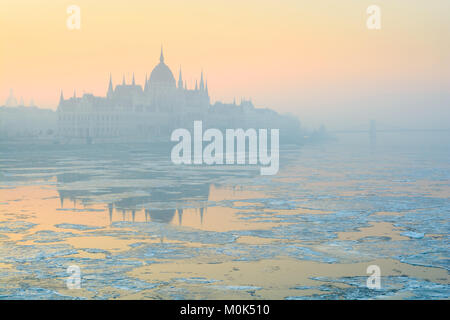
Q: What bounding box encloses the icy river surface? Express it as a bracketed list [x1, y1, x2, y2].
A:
[0, 132, 449, 299]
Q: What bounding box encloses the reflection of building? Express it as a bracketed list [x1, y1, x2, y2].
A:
[56, 170, 210, 225]
[145, 209, 176, 224]
[57, 48, 301, 143]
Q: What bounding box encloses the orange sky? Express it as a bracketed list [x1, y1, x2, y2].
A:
[1, 0, 449, 129]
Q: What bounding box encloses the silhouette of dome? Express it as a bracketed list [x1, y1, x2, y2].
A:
[146, 209, 176, 223]
[149, 48, 175, 87]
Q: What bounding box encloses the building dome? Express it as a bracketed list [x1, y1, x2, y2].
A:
[149, 48, 175, 87]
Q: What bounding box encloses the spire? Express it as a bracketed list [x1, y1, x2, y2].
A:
[200, 70, 204, 91]
[144, 73, 148, 92]
[195, 80, 198, 91]
[107, 74, 113, 97]
[132, 72, 135, 85]
[178, 67, 183, 89]
[160, 45, 165, 63]
[59, 90, 64, 104]
[178, 209, 183, 226]
[122, 74, 126, 85]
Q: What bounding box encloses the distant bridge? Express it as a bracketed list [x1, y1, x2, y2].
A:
[332, 129, 450, 133]
[331, 121, 450, 134]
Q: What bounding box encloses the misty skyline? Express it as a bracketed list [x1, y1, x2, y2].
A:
[1, 0, 449, 130]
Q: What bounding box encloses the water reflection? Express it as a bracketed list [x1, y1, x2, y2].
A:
[0, 134, 449, 299]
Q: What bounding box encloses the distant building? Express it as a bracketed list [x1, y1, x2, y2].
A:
[5, 89, 18, 107]
[0, 106, 56, 139]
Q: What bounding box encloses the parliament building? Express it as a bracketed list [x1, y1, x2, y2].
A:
[57, 48, 301, 143]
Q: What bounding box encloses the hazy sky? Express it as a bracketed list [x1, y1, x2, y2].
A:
[1, 0, 449, 130]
